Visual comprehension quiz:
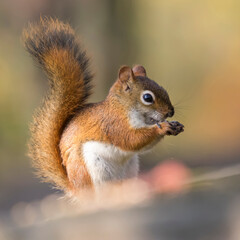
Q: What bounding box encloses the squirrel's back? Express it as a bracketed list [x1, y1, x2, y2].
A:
[23, 17, 93, 190]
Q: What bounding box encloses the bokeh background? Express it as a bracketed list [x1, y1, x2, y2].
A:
[1, 0, 240, 239]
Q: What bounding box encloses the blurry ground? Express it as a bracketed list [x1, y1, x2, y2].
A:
[1, 163, 240, 240]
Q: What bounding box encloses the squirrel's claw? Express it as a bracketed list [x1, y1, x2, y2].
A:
[157, 120, 184, 136]
[167, 121, 184, 136]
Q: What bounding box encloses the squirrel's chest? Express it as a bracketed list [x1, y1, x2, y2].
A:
[82, 141, 139, 186]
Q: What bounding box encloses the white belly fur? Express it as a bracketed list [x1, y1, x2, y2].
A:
[82, 141, 139, 186]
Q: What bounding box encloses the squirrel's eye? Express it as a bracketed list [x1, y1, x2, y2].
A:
[141, 90, 155, 105]
[143, 94, 153, 103]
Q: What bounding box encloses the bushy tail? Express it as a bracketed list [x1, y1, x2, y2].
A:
[23, 17, 93, 190]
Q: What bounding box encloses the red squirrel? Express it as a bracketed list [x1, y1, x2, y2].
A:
[23, 17, 184, 197]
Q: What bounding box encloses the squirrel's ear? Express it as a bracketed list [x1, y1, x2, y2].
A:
[118, 66, 134, 83]
[132, 65, 147, 77]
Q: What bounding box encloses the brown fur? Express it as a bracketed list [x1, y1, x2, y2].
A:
[60, 72, 177, 190]
[24, 18, 183, 195]
[23, 17, 93, 190]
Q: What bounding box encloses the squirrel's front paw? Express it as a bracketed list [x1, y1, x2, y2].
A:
[158, 121, 184, 136]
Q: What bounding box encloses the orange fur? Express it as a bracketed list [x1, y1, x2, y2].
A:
[60, 97, 171, 190]
[23, 17, 92, 191]
[24, 18, 183, 195]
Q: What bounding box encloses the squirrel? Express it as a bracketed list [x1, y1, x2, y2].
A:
[23, 17, 184, 197]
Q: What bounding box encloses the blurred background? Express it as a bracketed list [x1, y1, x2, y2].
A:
[0, 0, 240, 239]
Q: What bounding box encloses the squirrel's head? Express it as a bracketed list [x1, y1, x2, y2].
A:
[109, 65, 174, 128]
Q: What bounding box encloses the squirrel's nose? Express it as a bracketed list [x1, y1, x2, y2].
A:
[167, 108, 174, 118]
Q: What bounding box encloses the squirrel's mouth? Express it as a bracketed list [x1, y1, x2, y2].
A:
[149, 117, 161, 125]
[146, 108, 175, 126]
[144, 112, 165, 125]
